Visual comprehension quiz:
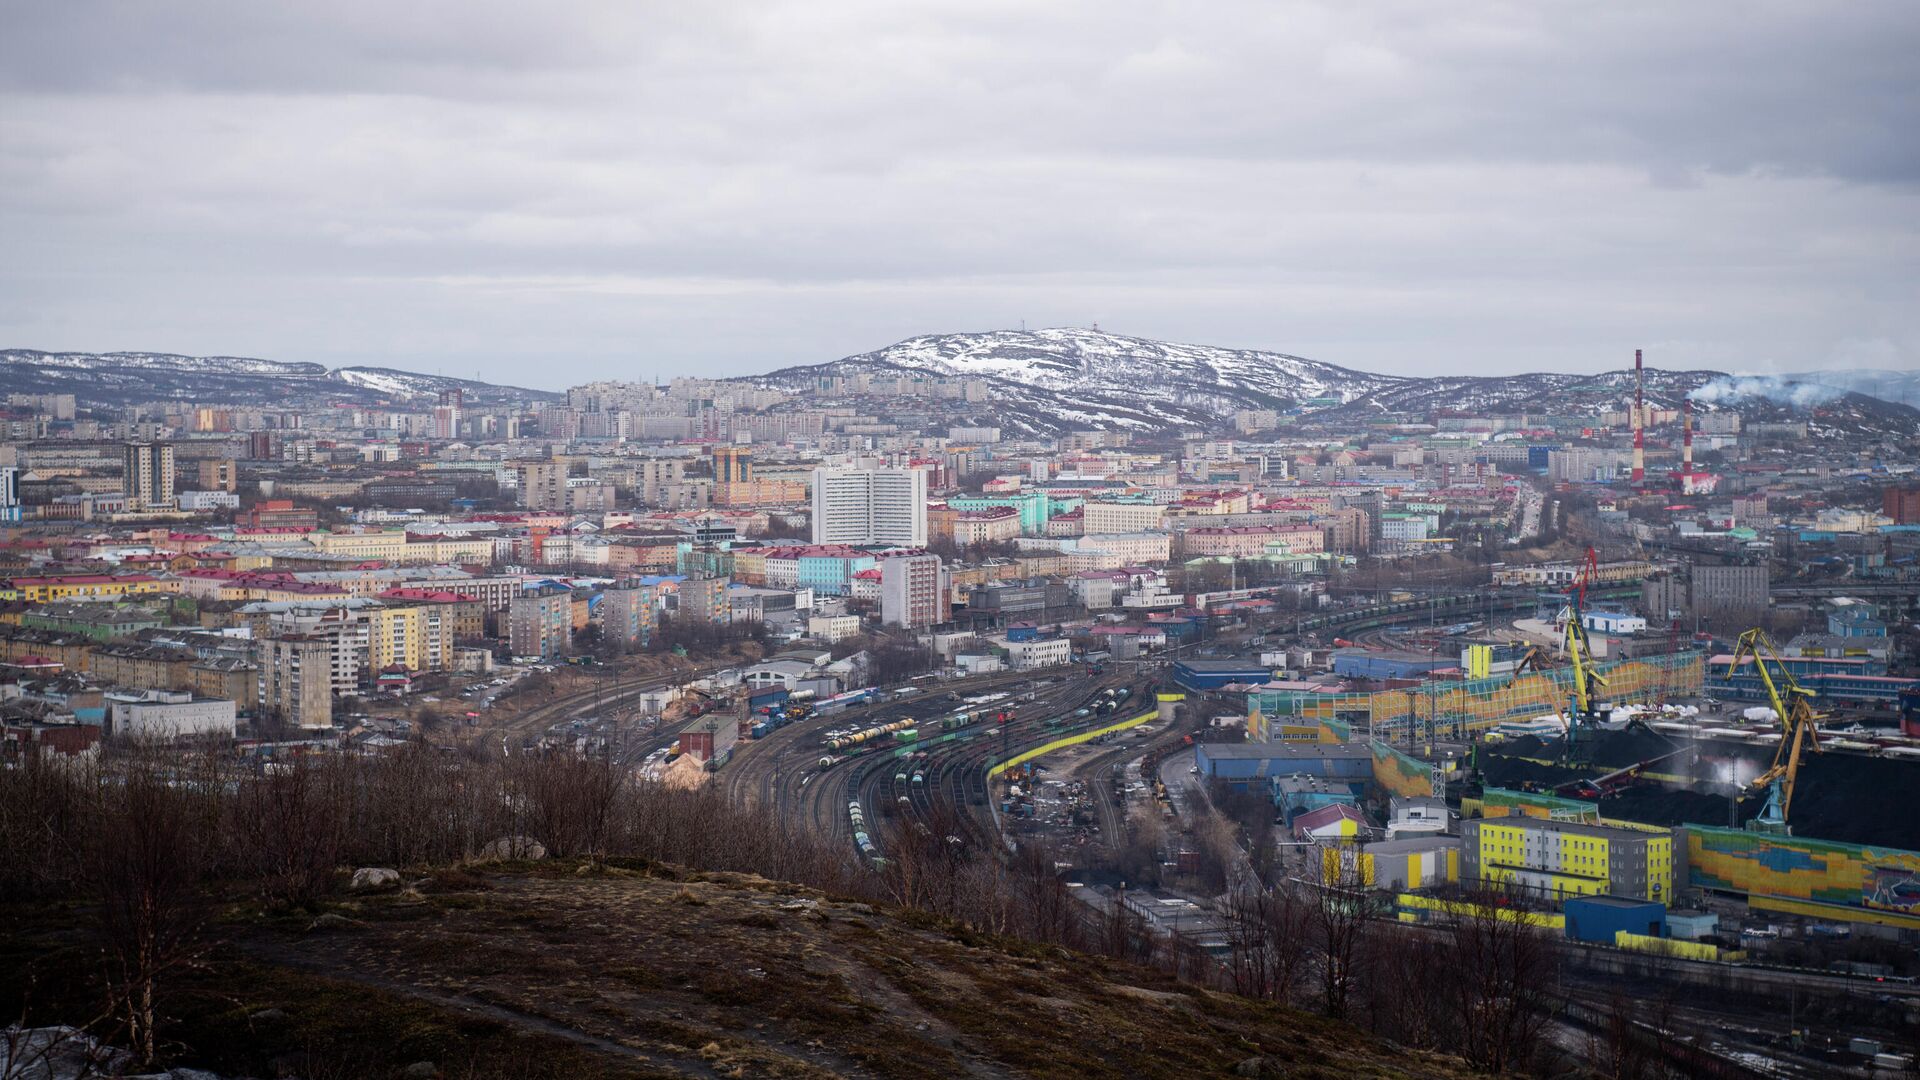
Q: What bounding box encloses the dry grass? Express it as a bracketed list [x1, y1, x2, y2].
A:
[3, 860, 1490, 1079]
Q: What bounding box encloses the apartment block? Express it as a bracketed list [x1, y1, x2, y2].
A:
[509, 590, 573, 659]
[811, 466, 928, 546]
[600, 585, 657, 647]
[257, 635, 334, 731]
[880, 552, 948, 629]
[123, 442, 176, 510]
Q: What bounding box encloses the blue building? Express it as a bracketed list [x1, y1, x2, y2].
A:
[1271, 775, 1360, 824]
[1194, 742, 1373, 793]
[1708, 651, 1917, 706]
[1828, 604, 1887, 638]
[1331, 650, 1452, 681]
[796, 552, 876, 596]
[1173, 659, 1272, 691]
[1564, 895, 1666, 944]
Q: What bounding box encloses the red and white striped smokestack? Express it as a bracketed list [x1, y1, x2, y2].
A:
[1630, 349, 1646, 484]
[1683, 397, 1694, 472]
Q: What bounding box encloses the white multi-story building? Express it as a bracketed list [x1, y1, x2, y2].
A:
[812, 467, 928, 547]
[0, 465, 19, 522]
[1007, 638, 1072, 670]
[107, 690, 237, 740]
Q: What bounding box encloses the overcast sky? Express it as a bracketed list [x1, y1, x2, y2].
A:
[3, 2, 1916, 387]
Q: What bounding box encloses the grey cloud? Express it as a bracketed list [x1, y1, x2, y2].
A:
[0, 1, 1917, 384]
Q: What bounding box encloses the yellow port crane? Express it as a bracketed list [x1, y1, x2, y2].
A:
[1551, 548, 1610, 763]
[1727, 628, 1824, 831]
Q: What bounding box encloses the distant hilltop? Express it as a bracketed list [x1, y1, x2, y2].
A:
[7, 331, 1915, 439]
[0, 348, 559, 409]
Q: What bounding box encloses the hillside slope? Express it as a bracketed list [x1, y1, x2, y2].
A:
[4, 863, 1488, 1080]
[755, 327, 1920, 439]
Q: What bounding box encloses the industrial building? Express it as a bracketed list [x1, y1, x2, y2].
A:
[1193, 741, 1372, 792]
[1462, 814, 1674, 903]
[1362, 836, 1460, 891]
[1330, 649, 1452, 681]
[1172, 658, 1273, 691]
[1563, 895, 1666, 944]
[1708, 651, 1917, 706]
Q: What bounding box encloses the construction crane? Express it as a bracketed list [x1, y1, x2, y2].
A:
[1727, 629, 1823, 831]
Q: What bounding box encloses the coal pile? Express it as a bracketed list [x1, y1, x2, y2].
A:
[1597, 786, 1750, 830]
[1582, 728, 1689, 769]
[1783, 754, 1920, 850]
[1479, 755, 1585, 790]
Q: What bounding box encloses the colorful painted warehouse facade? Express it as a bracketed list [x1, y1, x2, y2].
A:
[1682, 825, 1920, 930]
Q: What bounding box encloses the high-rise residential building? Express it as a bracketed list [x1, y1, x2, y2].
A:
[509, 589, 573, 659]
[123, 442, 176, 510]
[811, 467, 927, 546]
[600, 585, 657, 647]
[433, 389, 463, 439]
[367, 603, 455, 673]
[712, 446, 753, 484]
[0, 465, 19, 522]
[196, 458, 237, 492]
[256, 635, 334, 731]
[516, 460, 568, 510]
[677, 576, 730, 624]
[630, 458, 687, 504]
[880, 552, 948, 629]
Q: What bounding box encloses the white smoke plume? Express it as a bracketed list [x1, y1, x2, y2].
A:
[1688, 374, 1846, 409]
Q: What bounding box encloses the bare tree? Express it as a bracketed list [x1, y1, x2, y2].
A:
[1224, 878, 1314, 1008]
[78, 747, 219, 1065]
[1444, 883, 1559, 1073]
[1312, 843, 1371, 1020]
[516, 751, 625, 861]
[229, 754, 349, 909]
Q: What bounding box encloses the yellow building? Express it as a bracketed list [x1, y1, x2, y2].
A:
[3, 574, 181, 604]
[1464, 816, 1672, 904]
[308, 530, 412, 561]
[366, 602, 455, 673]
[408, 537, 494, 565]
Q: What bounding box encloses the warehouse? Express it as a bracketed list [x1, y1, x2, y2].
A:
[1193, 741, 1372, 792]
[1564, 895, 1666, 944]
[1172, 658, 1273, 691]
[1330, 649, 1453, 681]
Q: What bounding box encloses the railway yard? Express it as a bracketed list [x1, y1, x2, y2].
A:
[719, 668, 1168, 862]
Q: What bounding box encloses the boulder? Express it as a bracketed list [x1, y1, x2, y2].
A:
[477, 836, 547, 862]
[308, 912, 363, 932]
[349, 867, 401, 891]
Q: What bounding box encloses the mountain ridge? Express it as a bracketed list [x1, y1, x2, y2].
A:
[751, 327, 1920, 439]
[0, 348, 559, 408]
[8, 332, 1914, 439]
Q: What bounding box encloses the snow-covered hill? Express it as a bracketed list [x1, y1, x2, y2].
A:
[0, 349, 558, 408]
[754, 328, 1920, 439]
